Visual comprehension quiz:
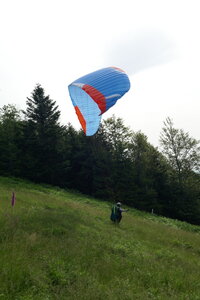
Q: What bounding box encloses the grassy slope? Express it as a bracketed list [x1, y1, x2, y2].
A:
[0, 176, 200, 300]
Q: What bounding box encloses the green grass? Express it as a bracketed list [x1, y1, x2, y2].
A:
[0, 176, 200, 300]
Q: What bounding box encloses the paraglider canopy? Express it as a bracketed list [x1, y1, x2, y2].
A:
[68, 67, 130, 136]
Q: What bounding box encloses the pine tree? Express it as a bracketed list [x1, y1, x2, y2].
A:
[22, 84, 63, 184]
[24, 84, 60, 129]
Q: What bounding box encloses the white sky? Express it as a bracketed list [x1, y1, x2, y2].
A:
[0, 0, 199, 146]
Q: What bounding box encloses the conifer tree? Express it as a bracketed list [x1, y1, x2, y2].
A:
[22, 84, 62, 184]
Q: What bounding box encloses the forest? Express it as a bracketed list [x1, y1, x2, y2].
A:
[0, 84, 200, 225]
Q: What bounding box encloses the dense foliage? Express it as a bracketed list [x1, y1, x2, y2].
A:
[0, 85, 200, 224]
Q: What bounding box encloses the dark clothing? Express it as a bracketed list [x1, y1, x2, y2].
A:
[110, 205, 127, 223]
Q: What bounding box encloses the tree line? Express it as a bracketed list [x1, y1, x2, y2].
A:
[0, 84, 200, 224]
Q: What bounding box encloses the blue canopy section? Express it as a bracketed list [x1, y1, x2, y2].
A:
[68, 85, 101, 136]
[68, 67, 130, 136]
[72, 67, 130, 112]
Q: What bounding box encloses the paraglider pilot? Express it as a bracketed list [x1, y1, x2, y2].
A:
[110, 202, 128, 224]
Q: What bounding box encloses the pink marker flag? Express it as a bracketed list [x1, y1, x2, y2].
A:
[11, 192, 16, 207]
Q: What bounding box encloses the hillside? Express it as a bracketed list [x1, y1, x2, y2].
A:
[0, 176, 200, 300]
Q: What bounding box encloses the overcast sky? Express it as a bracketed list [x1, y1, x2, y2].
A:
[0, 0, 199, 146]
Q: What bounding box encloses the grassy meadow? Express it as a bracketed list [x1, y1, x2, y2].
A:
[0, 176, 200, 300]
